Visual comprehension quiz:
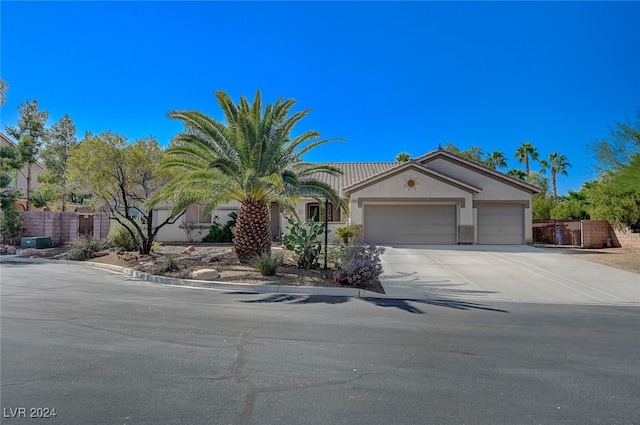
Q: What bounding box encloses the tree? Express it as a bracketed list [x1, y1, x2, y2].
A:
[443, 143, 484, 163]
[157, 89, 344, 263]
[395, 152, 411, 162]
[507, 168, 527, 180]
[39, 114, 79, 211]
[540, 152, 571, 204]
[68, 132, 185, 254]
[550, 189, 589, 220]
[590, 109, 640, 172]
[0, 142, 24, 244]
[5, 99, 48, 211]
[586, 174, 640, 230]
[515, 142, 539, 174]
[0, 78, 8, 107]
[484, 150, 508, 169]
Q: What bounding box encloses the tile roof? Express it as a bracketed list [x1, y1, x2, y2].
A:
[311, 162, 398, 194]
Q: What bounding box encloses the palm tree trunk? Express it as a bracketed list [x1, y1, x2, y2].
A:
[235, 201, 271, 263]
[552, 171, 558, 204]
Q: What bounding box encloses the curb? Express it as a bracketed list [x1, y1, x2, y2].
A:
[0, 256, 381, 299]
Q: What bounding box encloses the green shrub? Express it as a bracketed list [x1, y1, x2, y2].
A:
[252, 252, 283, 276]
[107, 219, 142, 252]
[201, 213, 236, 243]
[68, 235, 107, 261]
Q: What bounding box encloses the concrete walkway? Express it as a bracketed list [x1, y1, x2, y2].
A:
[378, 245, 640, 305]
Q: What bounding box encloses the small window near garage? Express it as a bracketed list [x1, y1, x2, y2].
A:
[306, 202, 341, 223]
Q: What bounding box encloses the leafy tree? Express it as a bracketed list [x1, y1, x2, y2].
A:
[0, 142, 25, 244]
[443, 142, 484, 163]
[550, 190, 590, 220]
[39, 114, 79, 211]
[540, 152, 571, 204]
[156, 89, 344, 263]
[590, 109, 640, 172]
[484, 150, 508, 169]
[0, 78, 8, 107]
[586, 174, 640, 229]
[68, 132, 185, 254]
[5, 99, 48, 211]
[395, 152, 411, 162]
[515, 142, 539, 174]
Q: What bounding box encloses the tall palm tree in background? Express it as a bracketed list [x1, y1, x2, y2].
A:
[484, 150, 508, 169]
[515, 142, 539, 174]
[540, 152, 571, 204]
[158, 90, 344, 263]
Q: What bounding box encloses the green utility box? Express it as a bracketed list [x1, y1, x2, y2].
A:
[21, 237, 52, 249]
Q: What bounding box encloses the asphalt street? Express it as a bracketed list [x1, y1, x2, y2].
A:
[1, 262, 639, 425]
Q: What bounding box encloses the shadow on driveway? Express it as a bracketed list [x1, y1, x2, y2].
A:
[231, 292, 509, 314]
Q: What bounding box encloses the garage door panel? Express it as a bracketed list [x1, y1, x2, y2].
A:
[477, 205, 524, 244]
[364, 205, 456, 244]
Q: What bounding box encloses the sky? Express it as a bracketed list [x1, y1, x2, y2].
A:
[1, 1, 639, 196]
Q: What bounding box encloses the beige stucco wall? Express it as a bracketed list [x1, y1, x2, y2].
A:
[426, 158, 534, 244]
[154, 205, 239, 243]
[347, 168, 475, 230]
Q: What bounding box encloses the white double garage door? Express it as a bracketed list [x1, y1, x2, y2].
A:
[363, 204, 524, 245]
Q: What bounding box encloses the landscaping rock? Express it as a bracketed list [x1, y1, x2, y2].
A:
[5, 246, 17, 255]
[181, 246, 196, 254]
[19, 248, 39, 257]
[189, 268, 220, 280]
[92, 251, 110, 258]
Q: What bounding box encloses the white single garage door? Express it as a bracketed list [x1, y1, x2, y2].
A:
[364, 205, 456, 244]
[477, 204, 524, 244]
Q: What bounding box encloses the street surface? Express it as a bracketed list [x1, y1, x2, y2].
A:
[1, 262, 639, 425]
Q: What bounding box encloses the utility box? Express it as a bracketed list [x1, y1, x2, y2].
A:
[21, 237, 52, 249]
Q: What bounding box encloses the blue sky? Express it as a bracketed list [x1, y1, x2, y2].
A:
[1, 1, 638, 196]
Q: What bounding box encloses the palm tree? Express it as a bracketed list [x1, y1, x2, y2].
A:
[515, 142, 539, 174]
[484, 150, 508, 169]
[159, 90, 344, 263]
[507, 168, 527, 180]
[395, 152, 411, 162]
[540, 152, 571, 204]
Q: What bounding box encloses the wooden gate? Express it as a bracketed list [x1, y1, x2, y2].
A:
[78, 214, 94, 236]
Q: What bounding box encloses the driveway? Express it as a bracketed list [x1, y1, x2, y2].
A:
[379, 245, 640, 305]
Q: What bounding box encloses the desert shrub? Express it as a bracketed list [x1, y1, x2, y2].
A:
[161, 255, 180, 272]
[68, 235, 107, 261]
[281, 216, 326, 269]
[107, 219, 142, 252]
[252, 252, 283, 276]
[335, 243, 385, 287]
[326, 243, 346, 268]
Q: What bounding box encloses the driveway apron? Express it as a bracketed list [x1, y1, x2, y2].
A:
[378, 245, 640, 305]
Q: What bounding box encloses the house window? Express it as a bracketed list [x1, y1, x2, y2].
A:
[306, 202, 341, 223]
[184, 204, 212, 224]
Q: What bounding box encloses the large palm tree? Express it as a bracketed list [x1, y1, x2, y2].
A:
[540, 152, 571, 204]
[158, 90, 344, 263]
[515, 142, 539, 174]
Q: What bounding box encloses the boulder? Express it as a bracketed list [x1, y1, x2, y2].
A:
[189, 268, 220, 280]
[181, 246, 196, 254]
[92, 251, 110, 258]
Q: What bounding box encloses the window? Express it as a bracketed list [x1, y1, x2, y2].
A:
[306, 202, 341, 222]
[184, 204, 212, 224]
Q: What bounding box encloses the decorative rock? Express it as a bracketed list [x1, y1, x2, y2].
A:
[202, 254, 223, 263]
[19, 248, 39, 257]
[5, 246, 17, 255]
[92, 251, 110, 258]
[189, 268, 220, 280]
[181, 246, 196, 254]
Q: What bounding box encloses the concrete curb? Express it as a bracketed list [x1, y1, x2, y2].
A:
[0, 256, 379, 299]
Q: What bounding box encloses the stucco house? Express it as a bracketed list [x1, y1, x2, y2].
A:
[156, 148, 541, 245]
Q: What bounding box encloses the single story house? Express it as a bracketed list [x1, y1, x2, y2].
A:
[155, 148, 542, 245]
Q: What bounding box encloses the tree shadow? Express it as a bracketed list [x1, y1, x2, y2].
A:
[233, 292, 508, 314]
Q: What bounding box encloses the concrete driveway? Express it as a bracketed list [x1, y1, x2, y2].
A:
[379, 245, 640, 305]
